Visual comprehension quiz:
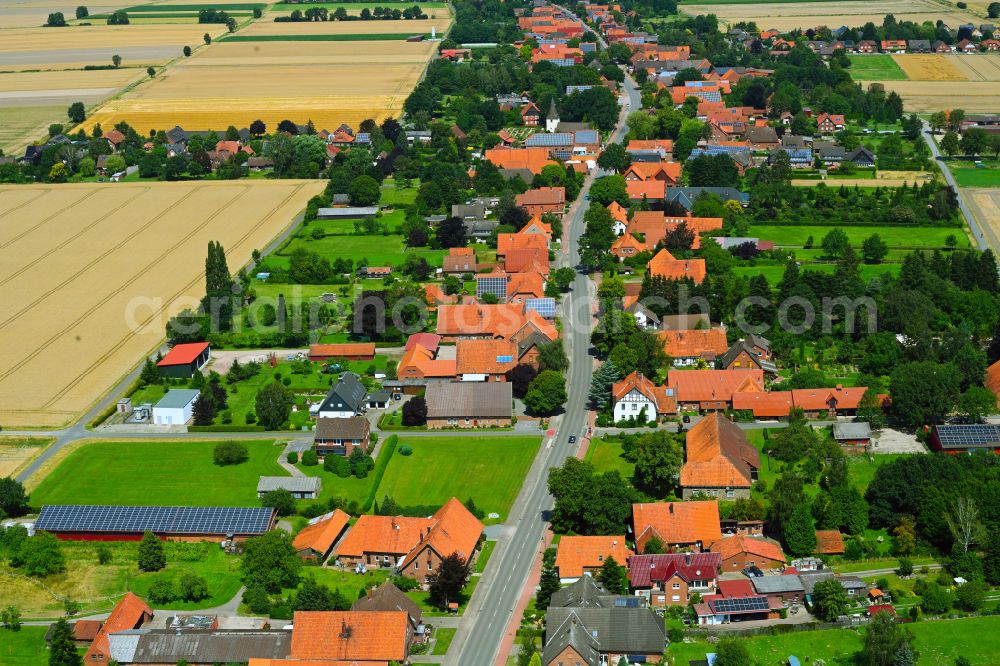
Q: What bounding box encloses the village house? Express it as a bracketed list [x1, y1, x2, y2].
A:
[751, 572, 806, 605]
[516, 186, 566, 217]
[257, 476, 321, 500]
[611, 371, 677, 422]
[316, 372, 367, 418]
[817, 112, 846, 133]
[521, 101, 543, 126]
[397, 343, 457, 381]
[718, 337, 777, 374]
[659, 326, 729, 366]
[632, 500, 722, 552]
[680, 413, 760, 499]
[308, 343, 376, 362]
[424, 380, 514, 428]
[313, 416, 370, 457]
[334, 498, 483, 579]
[627, 552, 722, 607]
[694, 578, 783, 625]
[455, 338, 517, 381]
[667, 368, 764, 412]
[286, 610, 412, 663]
[292, 509, 351, 562]
[352, 581, 424, 637]
[443, 247, 478, 275]
[542, 606, 666, 666]
[791, 385, 867, 417]
[555, 535, 633, 583]
[84, 593, 154, 664]
[647, 249, 707, 283]
[710, 535, 786, 571]
[436, 302, 558, 342]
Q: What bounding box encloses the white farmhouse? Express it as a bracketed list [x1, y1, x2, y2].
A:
[611, 371, 676, 423]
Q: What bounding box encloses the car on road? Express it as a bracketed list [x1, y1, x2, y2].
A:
[584, 193, 589, 200]
[568, 435, 577, 443]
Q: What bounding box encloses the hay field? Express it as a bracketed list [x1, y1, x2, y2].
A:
[683, 0, 976, 32]
[0, 24, 226, 70]
[0, 105, 63, 154]
[239, 16, 450, 36]
[0, 437, 52, 478]
[0, 0, 136, 28]
[892, 54, 965, 80]
[0, 180, 325, 428]
[856, 55, 1000, 111]
[190, 39, 439, 65]
[962, 189, 1000, 255]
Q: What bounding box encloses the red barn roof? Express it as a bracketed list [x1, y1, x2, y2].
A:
[157, 342, 209, 367]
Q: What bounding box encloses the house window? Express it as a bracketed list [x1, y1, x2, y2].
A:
[672, 595, 681, 602]
[632, 403, 637, 411]
[672, 583, 680, 589]
[726, 489, 736, 498]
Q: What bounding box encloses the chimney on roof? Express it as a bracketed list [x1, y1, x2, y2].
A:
[669, 503, 674, 514]
[685, 553, 691, 566]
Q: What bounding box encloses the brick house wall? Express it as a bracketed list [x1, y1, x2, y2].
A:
[426, 416, 512, 429]
[723, 349, 761, 370]
[720, 553, 784, 571]
[681, 486, 751, 500]
[315, 439, 367, 457]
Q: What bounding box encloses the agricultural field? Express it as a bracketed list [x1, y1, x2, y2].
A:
[192, 39, 438, 65]
[961, 187, 1000, 252]
[947, 160, 1000, 187]
[853, 54, 1000, 112]
[0, 24, 226, 69]
[237, 15, 451, 37]
[0, 0, 136, 28]
[0, 180, 324, 428]
[29, 439, 287, 505]
[0, 436, 53, 478]
[751, 224, 969, 249]
[681, 0, 977, 33]
[377, 436, 542, 520]
[846, 54, 908, 81]
[0, 626, 50, 665]
[0, 105, 63, 156]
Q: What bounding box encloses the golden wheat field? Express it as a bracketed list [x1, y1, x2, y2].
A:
[0, 24, 226, 52]
[190, 39, 439, 66]
[0, 0, 134, 28]
[947, 53, 1000, 81]
[964, 189, 1000, 254]
[892, 54, 965, 81]
[239, 16, 451, 36]
[683, 0, 977, 32]
[0, 181, 325, 429]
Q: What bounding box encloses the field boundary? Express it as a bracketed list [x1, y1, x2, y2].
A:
[222, 33, 431, 41]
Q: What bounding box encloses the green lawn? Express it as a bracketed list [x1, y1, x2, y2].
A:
[847, 54, 909, 81]
[297, 566, 390, 602]
[223, 33, 432, 42]
[752, 225, 969, 249]
[125, 2, 265, 9]
[947, 160, 1000, 187]
[128, 543, 242, 610]
[432, 627, 457, 655]
[272, 233, 446, 268]
[31, 440, 286, 506]
[732, 262, 902, 283]
[0, 627, 55, 666]
[670, 616, 1000, 665]
[377, 436, 541, 520]
[584, 436, 636, 480]
[381, 178, 420, 206]
[475, 540, 496, 574]
[846, 453, 904, 494]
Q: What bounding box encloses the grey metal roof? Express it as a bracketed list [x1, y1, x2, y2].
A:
[108, 630, 144, 663]
[319, 372, 367, 413]
[352, 582, 423, 625]
[551, 575, 610, 608]
[317, 207, 379, 218]
[425, 382, 513, 419]
[126, 630, 292, 663]
[542, 612, 600, 666]
[833, 422, 872, 440]
[544, 607, 665, 658]
[751, 574, 805, 594]
[154, 389, 200, 409]
[314, 416, 369, 440]
[257, 476, 322, 494]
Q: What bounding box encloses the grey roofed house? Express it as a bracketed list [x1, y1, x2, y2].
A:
[464, 219, 499, 238]
[425, 381, 513, 420]
[661, 313, 711, 331]
[543, 607, 666, 665]
[744, 126, 779, 145]
[352, 581, 423, 628]
[108, 629, 292, 664]
[800, 571, 867, 596]
[549, 575, 637, 609]
[257, 476, 322, 496]
[318, 372, 367, 415]
[833, 421, 872, 441]
[452, 202, 488, 220]
[664, 187, 749, 210]
[316, 207, 379, 220]
[751, 574, 806, 595]
[499, 167, 535, 183]
[154, 389, 201, 410]
[366, 389, 391, 407]
[847, 146, 876, 166]
[626, 301, 661, 328]
[718, 340, 778, 374]
[556, 121, 592, 133]
[908, 39, 931, 52]
[747, 333, 771, 355]
[818, 145, 846, 161]
[315, 416, 369, 441]
[781, 135, 809, 149]
[542, 613, 601, 666]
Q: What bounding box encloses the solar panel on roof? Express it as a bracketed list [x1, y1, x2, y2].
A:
[35, 505, 274, 535]
[525, 133, 573, 147]
[525, 298, 556, 318]
[711, 596, 769, 613]
[496, 355, 513, 363]
[935, 424, 1000, 447]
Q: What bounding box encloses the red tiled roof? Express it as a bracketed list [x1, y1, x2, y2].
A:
[405, 333, 441, 353]
[791, 386, 866, 411]
[627, 552, 722, 588]
[516, 186, 566, 207]
[85, 592, 152, 663]
[627, 139, 673, 152]
[555, 535, 633, 579]
[73, 620, 103, 641]
[709, 535, 785, 563]
[659, 327, 728, 359]
[987, 359, 1000, 405]
[647, 249, 706, 283]
[397, 344, 456, 378]
[290, 611, 409, 661]
[668, 369, 764, 404]
[157, 342, 209, 366]
[485, 147, 556, 174]
[633, 500, 721, 547]
[309, 343, 375, 358]
[814, 530, 846, 554]
[611, 371, 676, 415]
[436, 303, 532, 339]
[498, 232, 547, 257]
[627, 179, 666, 201]
[456, 339, 518, 375]
[335, 515, 435, 559]
[732, 391, 793, 418]
[716, 578, 755, 598]
[293, 509, 351, 556]
[681, 412, 760, 489]
[400, 497, 483, 569]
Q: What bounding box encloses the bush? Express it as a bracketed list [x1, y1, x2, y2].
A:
[96, 545, 112, 565]
[147, 579, 176, 604]
[301, 450, 319, 466]
[243, 585, 271, 614]
[324, 454, 352, 477]
[391, 575, 420, 592]
[398, 444, 413, 456]
[286, 451, 298, 464]
[261, 489, 297, 517]
[213, 441, 249, 466]
[176, 572, 210, 602]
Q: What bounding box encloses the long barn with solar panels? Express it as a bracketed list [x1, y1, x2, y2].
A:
[35, 505, 276, 542]
[929, 424, 1000, 454]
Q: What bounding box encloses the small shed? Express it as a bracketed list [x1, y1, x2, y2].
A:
[833, 421, 871, 446]
[157, 342, 210, 378]
[152, 389, 200, 425]
[316, 206, 379, 220]
[257, 476, 322, 500]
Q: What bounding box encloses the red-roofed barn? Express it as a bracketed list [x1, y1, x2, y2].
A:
[156, 342, 210, 378]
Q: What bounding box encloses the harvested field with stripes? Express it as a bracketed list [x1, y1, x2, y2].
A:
[0, 180, 324, 428]
[237, 16, 450, 37]
[856, 54, 1000, 111]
